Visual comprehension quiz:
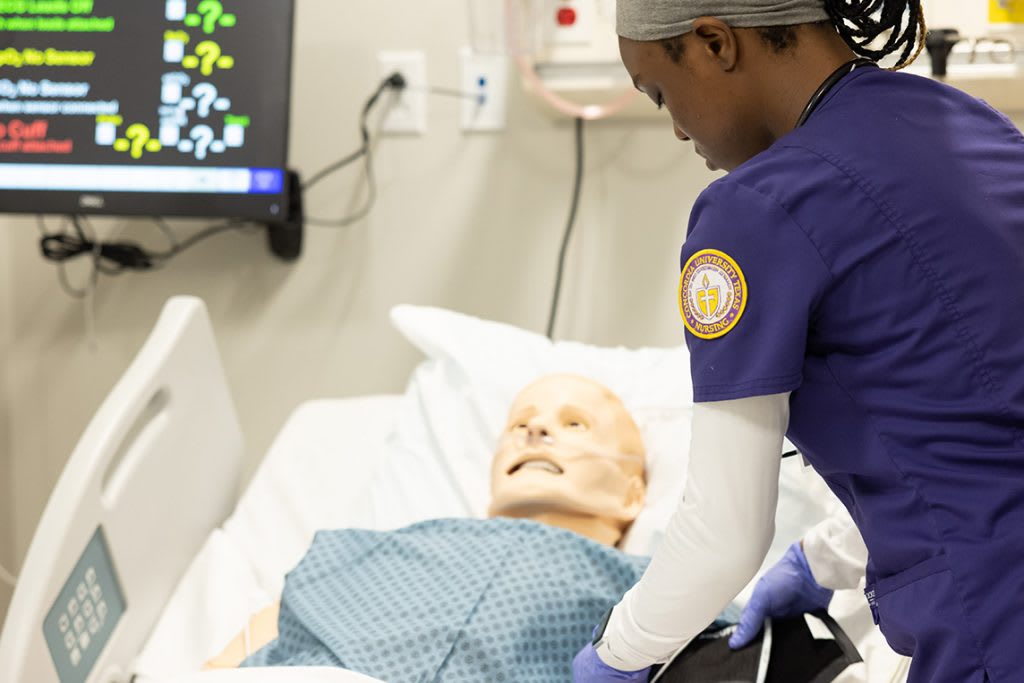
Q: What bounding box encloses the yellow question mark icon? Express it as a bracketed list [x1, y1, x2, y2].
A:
[182, 41, 232, 76]
[114, 124, 161, 159]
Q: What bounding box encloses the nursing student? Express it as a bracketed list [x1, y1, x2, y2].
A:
[572, 1, 1024, 681]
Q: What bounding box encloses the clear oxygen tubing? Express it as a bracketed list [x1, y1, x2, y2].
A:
[498, 430, 646, 468]
[502, 0, 639, 121]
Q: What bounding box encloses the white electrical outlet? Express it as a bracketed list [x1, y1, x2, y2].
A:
[459, 47, 508, 132]
[377, 50, 427, 134]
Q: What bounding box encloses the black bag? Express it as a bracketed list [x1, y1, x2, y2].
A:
[651, 611, 862, 683]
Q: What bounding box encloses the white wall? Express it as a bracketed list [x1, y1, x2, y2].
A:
[1, 0, 1022, 630]
[925, 0, 990, 36]
[0, 0, 705, 626]
[0, 226, 12, 622]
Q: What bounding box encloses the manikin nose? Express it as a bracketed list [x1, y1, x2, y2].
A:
[526, 423, 554, 445]
[673, 122, 689, 141]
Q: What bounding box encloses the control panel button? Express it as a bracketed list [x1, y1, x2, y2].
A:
[44, 528, 126, 683]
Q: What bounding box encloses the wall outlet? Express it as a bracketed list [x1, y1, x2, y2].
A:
[377, 50, 427, 134]
[459, 47, 508, 132]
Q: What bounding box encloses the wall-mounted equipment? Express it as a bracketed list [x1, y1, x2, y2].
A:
[498, 0, 649, 121]
[0, 0, 301, 260]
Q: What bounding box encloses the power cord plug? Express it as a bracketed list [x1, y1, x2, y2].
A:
[385, 71, 406, 90]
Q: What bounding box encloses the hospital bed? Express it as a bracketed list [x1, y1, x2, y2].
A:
[0, 296, 910, 683]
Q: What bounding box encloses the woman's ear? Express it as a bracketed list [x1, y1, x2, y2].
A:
[691, 17, 739, 71]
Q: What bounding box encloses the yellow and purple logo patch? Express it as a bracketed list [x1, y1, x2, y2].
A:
[679, 249, 747, 339]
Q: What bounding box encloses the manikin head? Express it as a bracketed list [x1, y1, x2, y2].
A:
[488, 374, 646, 547]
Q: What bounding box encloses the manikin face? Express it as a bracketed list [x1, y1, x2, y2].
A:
[488, 375, 646, 532]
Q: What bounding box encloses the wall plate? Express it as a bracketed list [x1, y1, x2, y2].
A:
[377, 50, 427, 134]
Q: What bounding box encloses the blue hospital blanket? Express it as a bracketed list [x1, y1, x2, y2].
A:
[243, 518, 654, 681]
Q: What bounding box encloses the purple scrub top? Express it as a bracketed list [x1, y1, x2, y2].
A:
[679, 67, 1024, 682]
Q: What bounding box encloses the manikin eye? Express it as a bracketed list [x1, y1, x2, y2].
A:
[566, 420, 588, 431]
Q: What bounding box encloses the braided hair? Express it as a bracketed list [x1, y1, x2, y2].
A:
[823, 0, 927, 69]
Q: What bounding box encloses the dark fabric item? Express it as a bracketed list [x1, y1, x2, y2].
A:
[865, 557, 989, 683]
[766, 612, 861, 683]
[656, 612, 860, 683]
[654, 626, 762, 682]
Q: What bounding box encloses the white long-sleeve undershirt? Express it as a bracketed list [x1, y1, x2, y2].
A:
[802, 506, 869, 591]
[596, 393, 790, 671]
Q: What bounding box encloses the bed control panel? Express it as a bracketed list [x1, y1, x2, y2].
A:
[43, 527, 126, 683]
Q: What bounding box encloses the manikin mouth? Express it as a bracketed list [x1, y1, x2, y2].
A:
[508, 458, 564, 475]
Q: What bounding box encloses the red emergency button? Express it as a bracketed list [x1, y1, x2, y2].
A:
[557, 6, 577, 26]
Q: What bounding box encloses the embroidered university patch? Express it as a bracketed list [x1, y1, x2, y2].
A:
[679, 249, 747, 339]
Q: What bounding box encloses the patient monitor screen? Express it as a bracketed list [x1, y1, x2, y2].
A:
[0, 0, 294, 219]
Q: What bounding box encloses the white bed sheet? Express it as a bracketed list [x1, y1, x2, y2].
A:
[133, 391, 905, 683]
[134, 395, 402, 682]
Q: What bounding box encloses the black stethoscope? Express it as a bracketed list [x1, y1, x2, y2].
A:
[796, 57, 877, 128]
[781, 57, 876, 460]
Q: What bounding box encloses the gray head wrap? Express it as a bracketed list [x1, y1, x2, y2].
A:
[617, 0, 832, 41]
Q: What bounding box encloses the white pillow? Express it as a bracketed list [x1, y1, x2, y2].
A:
[364, 305, 834, 561]
[362, 305, 694, 555]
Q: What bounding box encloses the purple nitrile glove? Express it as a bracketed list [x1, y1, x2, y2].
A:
[572, 643, 652, 682]
[729, 541, 834, 649]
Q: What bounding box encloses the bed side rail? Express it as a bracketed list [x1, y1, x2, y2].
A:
[0, 296, 244, 683]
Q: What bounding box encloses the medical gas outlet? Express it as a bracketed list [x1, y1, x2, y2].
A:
[460, 48, 509, 131]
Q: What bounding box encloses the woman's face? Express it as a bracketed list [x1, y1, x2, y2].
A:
[618, 27, 772, 172]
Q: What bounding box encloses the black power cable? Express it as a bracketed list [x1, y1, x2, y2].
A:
[38, 74, 408, 288]
[303, 77, 485, 227]
[302, 72, 405, 193]
[150, 218, 250, 264]
[37, 74, 483, 296]
[546, 117, 585, 340]
[303, 72, 406, 227]
[39, 216, 249, 272]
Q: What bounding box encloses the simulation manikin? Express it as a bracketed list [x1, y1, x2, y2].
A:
[203, 374, 653, 678]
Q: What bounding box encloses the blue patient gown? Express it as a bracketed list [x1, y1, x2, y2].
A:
[242, 518, 652, 682]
